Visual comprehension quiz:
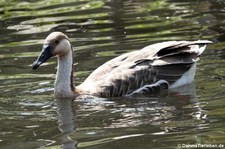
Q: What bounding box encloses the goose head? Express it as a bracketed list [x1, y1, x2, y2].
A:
[32, 32, 71, 69]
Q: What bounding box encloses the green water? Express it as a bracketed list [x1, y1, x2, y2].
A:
[0, 0, 225, 149]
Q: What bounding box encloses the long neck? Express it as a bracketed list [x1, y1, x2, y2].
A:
[55, 49, 75, 98]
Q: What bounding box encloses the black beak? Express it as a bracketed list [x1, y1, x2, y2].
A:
[32, 43, 53, 70]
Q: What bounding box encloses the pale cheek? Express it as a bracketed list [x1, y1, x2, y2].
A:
[53, 47, 65, 56]
[53, 39, 71, 56]
[54, 51, 64, 56]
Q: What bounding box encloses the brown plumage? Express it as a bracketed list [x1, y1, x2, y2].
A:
[32, 32, 212, 98]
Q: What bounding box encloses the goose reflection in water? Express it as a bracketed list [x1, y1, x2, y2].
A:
[53, 83, 206, 148]
[56, 98, 77, 149]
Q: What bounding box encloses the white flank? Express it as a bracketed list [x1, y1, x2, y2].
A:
[169, 63, 197, 89]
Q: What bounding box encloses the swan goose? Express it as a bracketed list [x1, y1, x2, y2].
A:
[32, 32, 212, 98]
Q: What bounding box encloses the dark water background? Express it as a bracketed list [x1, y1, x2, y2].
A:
[0, 0, 225, 149]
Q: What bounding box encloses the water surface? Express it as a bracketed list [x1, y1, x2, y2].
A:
[0, 0, 225, 149]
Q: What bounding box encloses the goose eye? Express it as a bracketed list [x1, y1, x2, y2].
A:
[55, 40, 59, 44]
